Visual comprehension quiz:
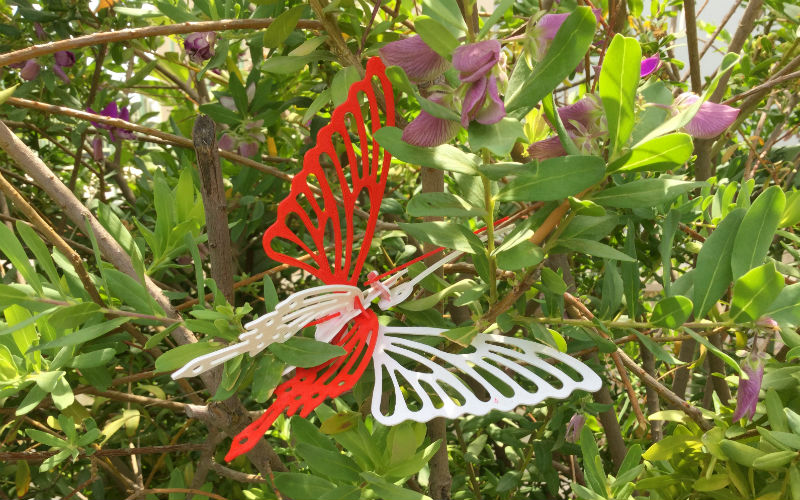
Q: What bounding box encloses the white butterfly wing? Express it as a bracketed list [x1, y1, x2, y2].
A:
[370, 327, 602, 426]
[172, 284, 361, 379]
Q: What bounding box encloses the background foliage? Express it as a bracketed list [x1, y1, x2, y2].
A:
[0, 0, 799, 499]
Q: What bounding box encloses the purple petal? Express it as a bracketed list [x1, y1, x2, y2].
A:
[86, 107, 110, 130]
[220, 96, 236, 111]
[379, 36, 449, 83]
[92, 136, 104, 162]
[100, 102, 120, 119]
[20, 60, 40, 81]
[54, 51, 76, 68]
[402, 109, 461, 147]
[52, 64, 70, 84]
[461, 77, 488, 127]
[475, 75, 505, 125]
[537, 9, 602, 42]
[184, 32, 216, 63]
[452, 40, 501, 83]
[119, 106, 130, 122]
[565, 414, 586, 443]
[238, 142, 258, 157]
[557, 95, 601, 131]
[528, 135, 568, 160]
[640, 55, 660, 77]
[218, 134, 235, 151]
[732, 364, 763, 422]
[684, 101, 740, 139]
[34, 23, 46, 40]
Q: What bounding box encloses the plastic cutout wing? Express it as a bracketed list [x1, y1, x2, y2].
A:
[172, 57, 602, 462]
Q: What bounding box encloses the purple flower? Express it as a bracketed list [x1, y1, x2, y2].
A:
[87, 102, 136, 142]
[640, 55, 660, 78]
[184, 32, 216, 63]
[238, 141, 258, 157]
[756, 317, 779, 331]
[674, 92, 740, 139]
[732, 353, 767, 422]
[452, 40, 501, 83]
[54, 51, 76, 67]
[20, 60, 40, 81]
[92, 136, 104, 162]
[34, 23, 46, 40]
[461, 74, 505, 126]
[556, 94, 603, 132]
[529, 95, 606, 160]
[565, 414, 586, 443]
[379, 36, 450, 83]
[218, 134, 235, 151]
[402, 93, 461, 147]
[52, 64, 70, 84]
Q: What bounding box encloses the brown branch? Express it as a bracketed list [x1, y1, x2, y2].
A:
[6, 97, 294, 184]
[696, 0, 742, 63]
[723, 69, 800, 105]
[69, 44, 107, 191]
[0, 19, 323, 68]
[78, 387, 188, 413]
[683, 0, 702, 93]
[193, 115, 234, 303]
[124, 488, 228, 500]
[208, 461, 269, 483]
[134, 49, 200, 103]
[0, 443, 207, 462]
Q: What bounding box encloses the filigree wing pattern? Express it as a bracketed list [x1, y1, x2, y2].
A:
[225, 308, 380, 461]
[171, 285, 362, 379]
[371, 328, 602, 426]
[262, 57, 395, 286]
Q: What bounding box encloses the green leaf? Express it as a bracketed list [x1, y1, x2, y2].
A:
[591, 179, 705, 208]
[766, 389, 789, 432]
[0, 84, 18, 106]
[780, 190, 800, 227]
[557, 238, 636, 262]
[154, 341, 222, 372]
[479, 162, 528, 180]
[764, 283, 800, 328]
[496, 240, 545, 271]
[401, 279, 476, 311]
[274, 473, 336, 499]
[47, 302, 102, 331]
[505, 7, 597, 116]
[32, 317, 130, 352]
[154, 0, 199, 22]
[50, 376, 74, 410]
[375, 127, 480, 175]
[415, 16, 459, 57]
[579, 426, 606, 495]
[693, 475, 730, 492]
[441, 326, 478, 346]
[633, 330, 679, 364]
[496, 156, 605, 202]
[467, 118, 526, 156]
[611, 133, 694, 173]
[406, 193, 484, 218]
[541, 267, 568, 295]
[269, 337, 345, 368]
[69, 348, 116, 369]
[361, 471, 433, 500]
[600, 35, 641, 156]
[16, 385, 47, 415]
[751, 450, 797, 470]
[643, 435, 697, 461]
[650, 296, 692, 328]
[262, 52, 334, 74]
[252, 353, 285, 403]
[730, 262, 784, 322]
[262, 5, 306, 48]
[692, 208, 746, 317]
[399, 221, 480, 254]
[15, 222, 62, 296]
[26, 429, 68, 449]
[421, 0, 466, 33]
[719, 439, 766, 467]
[731, 185, 785, 280]
[295, 442, 361, 483]
[0, 224, 42, 294]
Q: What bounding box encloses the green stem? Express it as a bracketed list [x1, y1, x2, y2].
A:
[481, 173, 497, 304]
[517, 314, 734, 331]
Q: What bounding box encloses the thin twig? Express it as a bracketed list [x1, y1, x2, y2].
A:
[0, 443, 207, 462]
[0, 19, 323, 68]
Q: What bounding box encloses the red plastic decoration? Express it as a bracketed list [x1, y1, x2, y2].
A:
[227, 57, 393, 460]
[262, 57, 395, 286]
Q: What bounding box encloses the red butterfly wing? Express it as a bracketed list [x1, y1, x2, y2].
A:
[262, 57, 395, 286]
[225, 308, 380, 461]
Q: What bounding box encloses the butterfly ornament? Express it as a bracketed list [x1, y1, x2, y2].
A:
[172, 57, 602, 461]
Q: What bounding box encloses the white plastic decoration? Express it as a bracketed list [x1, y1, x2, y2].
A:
[172, 57, 602, 461]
